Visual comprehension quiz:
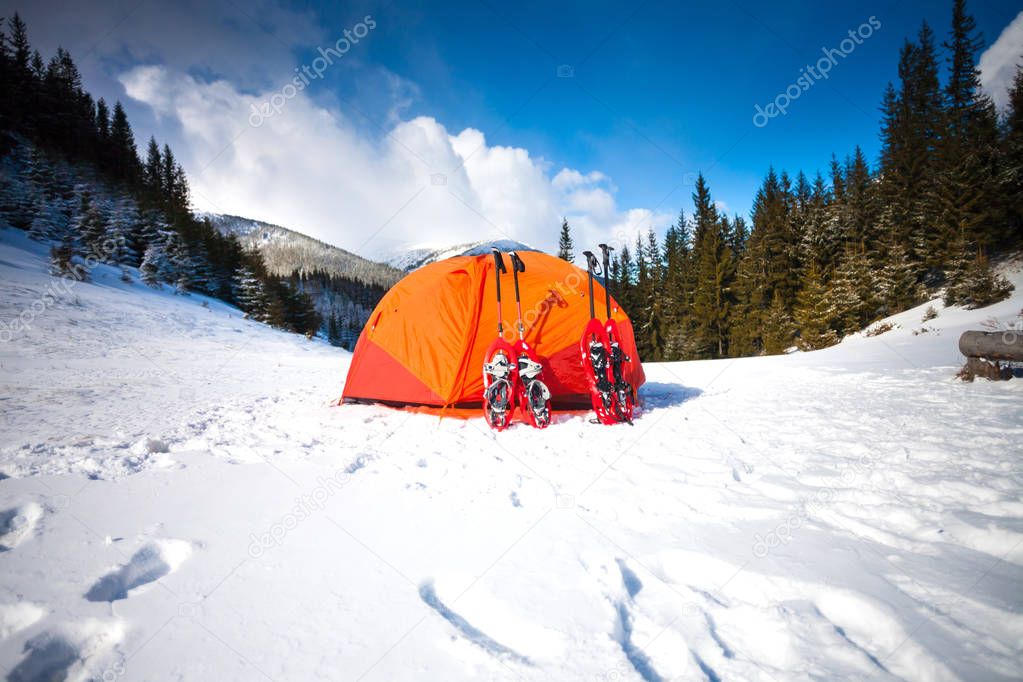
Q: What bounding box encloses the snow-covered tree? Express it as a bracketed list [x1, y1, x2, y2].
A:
[139, 243, 167, 288]
[105, 194, 141, 267]
[760, 293, 796, 354]
[876, 238, 923, 314]
[161, 229, 191, 293]
[0, 147, 37, 229]
[73, 188, 109, 258]
[233, 263, 269, 320]
[944, 249, 1013, 309]
[28, 193, 70, 241]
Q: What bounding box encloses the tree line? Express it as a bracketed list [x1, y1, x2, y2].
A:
[561, 0, 1021, 361]
[0, 13, 322, 336]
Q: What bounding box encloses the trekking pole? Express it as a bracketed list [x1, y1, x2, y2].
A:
[598, 243, 614, 320]
[491, 247, 506, 336]
[509, 252, 526, 340]
[582, 250, 598, 322]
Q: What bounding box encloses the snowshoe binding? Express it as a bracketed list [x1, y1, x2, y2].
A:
[483, 340, 517, 430]
[515, 341, 552, 428]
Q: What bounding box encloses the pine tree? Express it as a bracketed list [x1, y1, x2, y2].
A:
[843, 147, 877, 246]
[876, 237, 923, 314]
[0, 143, 35, 229]
[793, 264, 839, 350]
[106, 195, 140, 267]
[75, 189, 108, 257]
[327, 313, 342, 346]
[95, 98, 109, 145]
[799, 172, 836, 272]
[28, 194, 69, 241]
[660, 213, 693, 359]
[689, 175, 735, 358]
[144, 137, 163, 195]
[829, 247, 874, 334]
[615, 243, 634, 314]
[754, 168, 799, 307]
[556, 218, 574, 262]
[944, 244, 1014, 308]
[879, 24, 944, 268]
[140, 244, 165, 287]
[162, 229, 191, 293]
[938, 0, 1001, 253]
[108, 195, 143, 267]
[108, 101, 138, 180]
[6, 14, 34, 130]
[138, 207, 168, 250]
[233, 254, 270, 320]
[1001, 66, 1023, 243]
[635, 228, 663, 358]
[760, 293, 796, 355]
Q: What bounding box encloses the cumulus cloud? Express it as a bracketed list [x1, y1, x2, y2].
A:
[120, 65, 669, 259]
[979, 10, 1023, 113]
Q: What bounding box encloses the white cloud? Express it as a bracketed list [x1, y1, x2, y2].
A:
[119, 65, 670, 259]
[552, 169, 610, 191]
[979, 10, 1023, 113]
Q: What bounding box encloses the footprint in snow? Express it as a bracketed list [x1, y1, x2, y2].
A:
[418, 580, 531, 666]
[7, 618, 125, 682]
[0, 503, 43, 551]
[85, 539, 192, 602]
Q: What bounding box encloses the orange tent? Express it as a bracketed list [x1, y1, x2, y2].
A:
[342, 250, 645, 411]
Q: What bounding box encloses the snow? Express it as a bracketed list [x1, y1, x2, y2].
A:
[386, 238, 539, 272]
[1, 226, 1022, 681]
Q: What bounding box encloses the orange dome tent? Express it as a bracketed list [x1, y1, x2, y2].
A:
[342, 250, 645, 411]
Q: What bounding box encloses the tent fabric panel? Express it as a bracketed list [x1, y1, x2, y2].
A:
[363, 261, 479, 401]
[341, 336, 445, 405]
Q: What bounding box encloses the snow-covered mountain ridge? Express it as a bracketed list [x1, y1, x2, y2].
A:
[387, 238, 540, 272]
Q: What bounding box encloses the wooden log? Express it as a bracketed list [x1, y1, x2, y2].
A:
[958, 356, 1012, 381]
[958, 330, 1023, 362]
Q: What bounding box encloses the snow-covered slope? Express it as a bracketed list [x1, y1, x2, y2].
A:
[1, 226, 1021, 681]
[388, 238, 540, 272]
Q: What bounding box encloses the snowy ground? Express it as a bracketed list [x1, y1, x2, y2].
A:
[1, 226, 1021, 682]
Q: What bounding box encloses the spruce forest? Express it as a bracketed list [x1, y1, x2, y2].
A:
[577, 0, 1022, 362]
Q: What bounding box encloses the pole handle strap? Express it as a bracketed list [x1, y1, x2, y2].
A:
[491, 247, 507, 274]
[509, 251, 526, 273]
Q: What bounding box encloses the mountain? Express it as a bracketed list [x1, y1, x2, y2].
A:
[388, 238, 541, 272]
[203, 213, 402, 288]
[202, 213, 404, 348]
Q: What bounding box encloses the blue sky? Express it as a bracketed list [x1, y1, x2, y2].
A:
[6, 0, 1023, 256]
[323, 0, 1022, 217]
